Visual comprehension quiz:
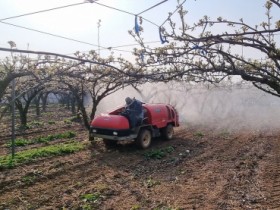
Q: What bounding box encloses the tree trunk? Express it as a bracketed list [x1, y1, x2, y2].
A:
[71, 95, 76, 114]
[15, 87, 44, 128]
[0, 72, 31, 102]
[20, 110, 27, 127]
[77, 99, 90, 130]
[42, 92, 49, 112]
[66, 94, 70, 110]
[15, 99, 27, 128]
[90, 98, 102, 120]
[34, 93, 43, 117]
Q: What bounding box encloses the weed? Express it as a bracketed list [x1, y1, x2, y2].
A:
[219, 130, 230, 139]
[48, 120, 56, 125]
[26, 120, 44, 128]
[94, 184, 108, 193]
[75, 182, 83, 188]
[64, 116, 81, 124]
[7, 159, 15, 169]
[131, 204, 141, 210]
[64, 119, 72, 124]
[144, 146, 175, 160]
[144, 177, 161, 188]
[81, 193, 101, 203]
[11, 138, 30, 147]
[69, 116, 80, 122]
[6, 131, 76, 147]
[81, 204, 92, 210]
[193, 131, 204, 138]
[22, 175, 35, 185]
[153, 206, 183, 210]
[0, 142, 84, 169]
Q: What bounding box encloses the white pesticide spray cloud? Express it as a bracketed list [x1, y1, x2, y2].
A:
[91, 81, 280, 132]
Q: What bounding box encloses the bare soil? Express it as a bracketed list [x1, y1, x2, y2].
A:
[0, 106, 280, 210]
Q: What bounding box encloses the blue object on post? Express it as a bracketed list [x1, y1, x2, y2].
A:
[159, 27, 169, 44]
[135, 16, 140, 36]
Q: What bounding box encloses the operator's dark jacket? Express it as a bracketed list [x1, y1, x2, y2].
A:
[126, 99, 143, 128]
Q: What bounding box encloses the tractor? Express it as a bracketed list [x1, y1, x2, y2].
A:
[89, 103, 179, 149]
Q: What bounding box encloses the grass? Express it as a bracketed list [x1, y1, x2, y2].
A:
[81, 193, 101, 203]
[19, 120, 45, 130]
[7, 131, 76, 147]
[144, 177, 161, 188]
[193, 131, 204, 138]
[0, 141, 85, 169]
[22, 175, 36, 185]
[48, 120, 56, 125]
[144, 146, 175, 160]
[64, 116, 80, 124]
[64, 119, 72, 124]
[131, 205, 141, 210]
[80, 192, 102, 209]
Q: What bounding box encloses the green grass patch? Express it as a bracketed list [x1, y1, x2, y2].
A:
[10, 138, 30, 147]
[80, 192, 102, 210]
[26, 120, 44, 128]
[144, 177, 161, 188]
[48, 120, 56, 125]
[22, 175, 36, 185]
[0, 142, 85, 169]
[7, 131, 76, 147]
[81, 193, 101, 203]
[144, 146, 175, 160]
[64, 119, 72, 124]
[193, 131, 204, 138]
[130, 204, 141, 210]
[64, 115, 81, 124]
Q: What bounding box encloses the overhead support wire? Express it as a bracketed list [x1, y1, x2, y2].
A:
[137, 0, 168, 15]
[0, 1, 94, 21]
[0, 21, 102, 48]
[90, 0, 169, 46]
[93, 1, 160, 27]
[0, 0, 165, 53]
[65, 40, 162, 55]
[160, 0, 187, 27]
[0, 0, 180, 55]
[158, 0, 187, 44]
[111, 41, 161, 49]
[0, 47, 115, 67]
[93, 2, 135, 16]
[0, 20, 131, 53]
[0, 47, 135, 77]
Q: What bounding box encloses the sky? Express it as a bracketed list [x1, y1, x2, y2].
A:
[1, 0, 280, 130]
[0, 0, 279, 61]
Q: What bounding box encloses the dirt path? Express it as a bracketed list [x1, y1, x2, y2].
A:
[1, 127, 280, 209]
[1, 106, 280, 209]
[260, 135, 280, 209]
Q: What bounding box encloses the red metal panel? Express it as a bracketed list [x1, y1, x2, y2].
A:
[143, 104, 169, 128]
[90, 114, 129, 129]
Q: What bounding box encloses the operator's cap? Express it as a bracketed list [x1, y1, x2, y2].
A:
[125, 97, 133, 105]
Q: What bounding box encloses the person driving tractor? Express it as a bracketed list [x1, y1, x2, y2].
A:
[124, 97, 144, 128]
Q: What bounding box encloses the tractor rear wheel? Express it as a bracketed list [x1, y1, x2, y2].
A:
[162, 124, 174, 140]
[136, 129, 152, 149]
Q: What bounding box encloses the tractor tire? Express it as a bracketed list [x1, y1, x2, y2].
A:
[103, 139, 117, 149]
[136, 129, 152, 149]
[162, 124, 174, 140]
